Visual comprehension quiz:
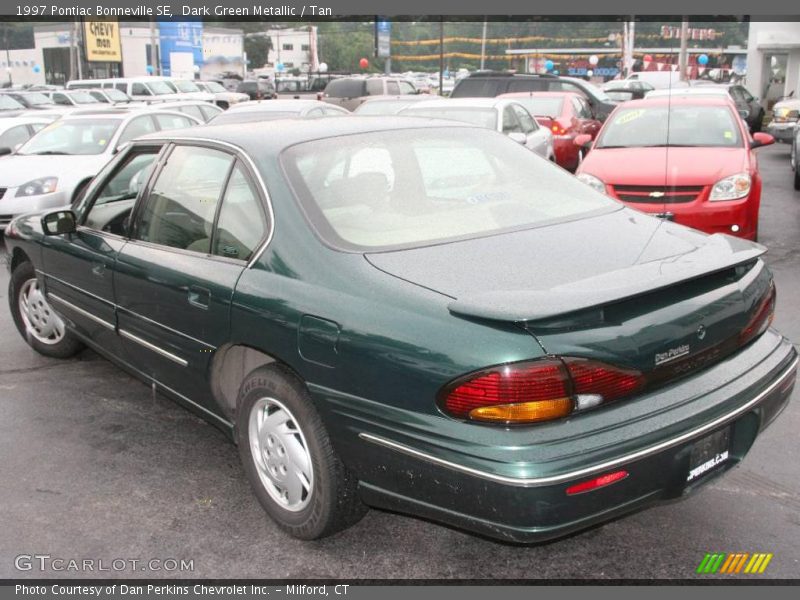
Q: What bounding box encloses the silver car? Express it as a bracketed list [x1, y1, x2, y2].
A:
[0, 109, 200, 231]
[196, 81, 250, 108]
[400, 98, 555, 161]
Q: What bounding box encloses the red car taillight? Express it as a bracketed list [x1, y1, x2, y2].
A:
[551, 122, 568, 136]
[739, 282, 776, 346]
[439, 357, 644, 425]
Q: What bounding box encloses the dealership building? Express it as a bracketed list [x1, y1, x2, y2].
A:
[1, 22, 244, 86]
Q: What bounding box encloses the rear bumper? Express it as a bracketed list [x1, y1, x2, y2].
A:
[316, 331, 796, 542]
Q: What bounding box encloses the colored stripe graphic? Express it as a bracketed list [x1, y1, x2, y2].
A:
[698, 552, 772, 574]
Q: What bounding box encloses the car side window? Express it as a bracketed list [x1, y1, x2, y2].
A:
[0, 125, 33, 149]
[89, 91, 106, 102]
[366, 80, 384, 96]
[200, 105, 222, 121]
[131, 83, 150, 96]
[213, 162, 267, 261]
[53, 93, 70, 105]
[115, 83, 127, 92]
[117, 116, 157, 148]
[502, 106, 522, 134]
[572, 97, 591, 119]
[178, 105, 205, 121]
[740, 87, 755, 102]
[729, 87, 745, 103]
[512, 104, 536, 133]
[133, 145, 234, 253]
[386, 81, 401, 95]
[153, 113, 196, 130]
[83, 151, 160, 234]
[399, 81, 416, 95]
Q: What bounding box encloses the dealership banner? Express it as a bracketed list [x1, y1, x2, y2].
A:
[83, 20, 122, 62]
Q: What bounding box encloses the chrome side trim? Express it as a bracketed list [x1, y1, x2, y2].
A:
[116, 305, 215, 350]
[126, 136, 275, 270]
[119, 329, 188, 368]
[47, 293, 115, 331]
[359, 354, 798, 488]
[37, 270, 115, 307]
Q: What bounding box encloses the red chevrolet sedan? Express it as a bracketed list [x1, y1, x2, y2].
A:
[500, 91, 601, 171]
[575, 96, 774, 240]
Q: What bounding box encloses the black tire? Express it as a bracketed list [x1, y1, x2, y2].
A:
[9, 261, 84, 358]
[236, 364, 367, 539]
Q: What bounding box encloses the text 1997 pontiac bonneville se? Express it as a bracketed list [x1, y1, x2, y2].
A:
[5, 117, 796, 542]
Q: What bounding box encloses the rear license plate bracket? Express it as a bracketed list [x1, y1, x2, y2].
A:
[687, 427, 730, 482]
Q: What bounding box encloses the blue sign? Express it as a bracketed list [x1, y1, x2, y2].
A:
[568, 67, 619, 77]
[376, 18, 391, 59]
[158, 21, 203, 76]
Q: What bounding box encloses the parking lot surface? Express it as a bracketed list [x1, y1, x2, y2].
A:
[1, 143, 799, 580]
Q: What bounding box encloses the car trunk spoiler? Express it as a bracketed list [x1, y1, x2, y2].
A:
[448, 234, 766, 323]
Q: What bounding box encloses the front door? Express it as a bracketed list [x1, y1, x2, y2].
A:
[114, 143, 269, 414]
[41, 145, 163, 358]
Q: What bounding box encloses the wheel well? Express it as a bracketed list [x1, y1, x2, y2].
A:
[9, 248, 31, 273]
[209, 344, 277, 421]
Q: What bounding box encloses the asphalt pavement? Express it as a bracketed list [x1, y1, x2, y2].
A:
[1, 143, 799, 580]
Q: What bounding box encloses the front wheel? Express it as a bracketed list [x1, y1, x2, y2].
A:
[9, 261, 84, 358]
[236, 365, 367, 539]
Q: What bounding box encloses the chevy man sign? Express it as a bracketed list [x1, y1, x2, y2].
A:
[84, 20, 122, 62]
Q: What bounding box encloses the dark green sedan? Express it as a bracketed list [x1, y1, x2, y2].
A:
[5, 117, 797, 543]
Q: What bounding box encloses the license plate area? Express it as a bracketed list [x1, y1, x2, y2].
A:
[687, 428, 730, 482]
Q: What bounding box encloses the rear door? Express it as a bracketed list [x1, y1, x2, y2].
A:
[512, 103, 549, 158]
[114, 142, 269, 411]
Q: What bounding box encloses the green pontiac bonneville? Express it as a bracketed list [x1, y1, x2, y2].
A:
[5, 117, 796, 542]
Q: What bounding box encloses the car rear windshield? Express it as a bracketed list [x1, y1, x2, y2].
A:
[17, 119, 121, 156]
[597, 105, 743, 148]
[19, 93, 52, 106]
[282, 128, 618, 251]
[325, 79, 366, 98]
[401, 107, 497, 129]
[514, 97, 563, 117]
[174, 80, 201, 93]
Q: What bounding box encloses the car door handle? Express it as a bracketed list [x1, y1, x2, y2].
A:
[187, 286, 210, 309]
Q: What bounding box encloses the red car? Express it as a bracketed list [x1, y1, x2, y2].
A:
[499, 91, 601, 171]
[575, 96, 774, 241]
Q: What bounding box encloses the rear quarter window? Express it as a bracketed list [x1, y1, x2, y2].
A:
[451, 78, 502, 98]
[325, 79, 366, 98]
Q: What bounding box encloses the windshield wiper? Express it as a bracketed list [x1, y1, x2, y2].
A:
[23, 150, 72, 155]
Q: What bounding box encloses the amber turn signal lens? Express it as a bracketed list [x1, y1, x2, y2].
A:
[468, 397, 573, 424]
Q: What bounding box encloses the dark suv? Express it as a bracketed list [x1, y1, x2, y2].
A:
[236, 80, 277, 100]
[450, 72, 616, 121]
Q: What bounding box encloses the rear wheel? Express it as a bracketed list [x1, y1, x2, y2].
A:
[236, 365, 367, 539]
[9, 261, 84, 358]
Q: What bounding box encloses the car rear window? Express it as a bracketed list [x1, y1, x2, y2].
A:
[281, 128, 618, 251]
[325, 79, 366, 98]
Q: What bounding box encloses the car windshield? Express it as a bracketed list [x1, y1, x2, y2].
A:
[514, 97, 563, 117]
[355, 100, 414, 115]
[148, 81, 175, 95]
[0, 95, 25, 110]
[282, 128, 618, 250]
[210, 110, 299, 125]
[104, 88, 130, 102]
[402, 107, 497, 129]
[571, 79, 612, 102]
[17, 119, 121, 156]
[20, 93, 53, 106]
[204, 81, 226, 93]
[174, 80, 200, 93]
[69, 91, 100, 104]
[597, 105, 743, 148]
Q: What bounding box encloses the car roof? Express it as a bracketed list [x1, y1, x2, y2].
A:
[646, 86, 730, 97]
[0, 116, 52, 130]
[403, 98, 510, 109]
[232, 99, 328, 111]
[360, 95, 441, 103]
[499, 91, 580, 100]
[137, 116, 476, 151]
[58, 108, 196, 122]
[616, 96, 736, 108]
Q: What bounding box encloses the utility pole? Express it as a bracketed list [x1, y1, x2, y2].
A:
[679, 18, 689, 81]
[74, 21, 82, 79]
[439, 19, 444, 95]
[149, 18, 159, 75]
[480, 19, 487, 70]
[3, 25, 12, 86]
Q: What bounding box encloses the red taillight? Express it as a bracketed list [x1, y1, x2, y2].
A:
[566, 470, 629, 495]
[551, 120, 569, 136]
[439, 357, 644, 424]
[739, 282, 776, 346]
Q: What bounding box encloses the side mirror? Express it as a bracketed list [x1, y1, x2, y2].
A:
[41, 210, 77, 236]
[0, 146, 12, 157]
[751, 132, 775, 149]
[508, 132, 527, 144]
[739, 108, 751, 119]
[574, 133, 593, 150]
